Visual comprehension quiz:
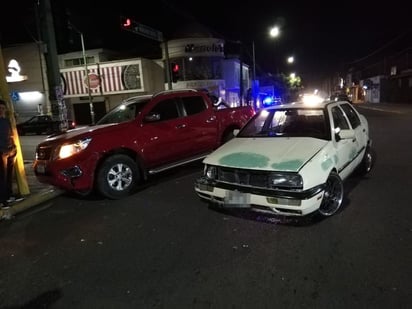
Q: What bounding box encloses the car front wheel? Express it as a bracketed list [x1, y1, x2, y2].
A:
[96, 154, 140, 199]
[317, 171, 344, 217]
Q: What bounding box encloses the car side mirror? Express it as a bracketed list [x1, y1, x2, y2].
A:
[336, 128, 355, 141]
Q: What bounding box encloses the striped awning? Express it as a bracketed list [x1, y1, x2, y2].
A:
[60, 60, 144, 97]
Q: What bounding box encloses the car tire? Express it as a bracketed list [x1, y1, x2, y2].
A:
[96, 154, 140, 199]
[317, 171, 344, 217]
[356, 146, 374, 176]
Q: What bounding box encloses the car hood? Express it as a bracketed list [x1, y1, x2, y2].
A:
[39, 124, 119, 145]
[203, 137, 328, 172]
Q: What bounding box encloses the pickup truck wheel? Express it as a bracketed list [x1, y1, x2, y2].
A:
[96, 154, 140, 199]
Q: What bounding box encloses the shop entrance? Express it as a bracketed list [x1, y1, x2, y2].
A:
[73, 101, 106, 125]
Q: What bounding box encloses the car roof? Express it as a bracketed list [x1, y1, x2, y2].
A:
[122, 94, 153, 104]
[265, 101, 327, 110]
[121, 89, 202, 104]
[264, 99, 350, 111]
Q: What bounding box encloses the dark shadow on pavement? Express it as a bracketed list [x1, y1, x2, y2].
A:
[2, 289, 62, 309]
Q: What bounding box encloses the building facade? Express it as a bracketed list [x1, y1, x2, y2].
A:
[2, 31, 251, 125]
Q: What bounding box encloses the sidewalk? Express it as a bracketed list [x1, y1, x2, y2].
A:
[0, 161, 64, 220]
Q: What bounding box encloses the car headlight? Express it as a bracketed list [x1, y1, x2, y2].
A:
[204, 165, 217, 179]
[56, 137, 92, 159]
[269, 172, 303, 189]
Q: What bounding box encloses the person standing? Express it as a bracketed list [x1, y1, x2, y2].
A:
[0, 99, 17, 209]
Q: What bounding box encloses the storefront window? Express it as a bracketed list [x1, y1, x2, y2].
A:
[175, 57, 222, 81]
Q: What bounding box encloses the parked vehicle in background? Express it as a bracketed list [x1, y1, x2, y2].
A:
[195, 99, 374, 219]
[67, 119, 76, 130]
[330, 93, 352, 103]
[16, 115, 76, 135]
[33, 89, 255, 199]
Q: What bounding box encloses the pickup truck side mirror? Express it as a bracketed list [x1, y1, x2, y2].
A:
[144, 113, 161, 122]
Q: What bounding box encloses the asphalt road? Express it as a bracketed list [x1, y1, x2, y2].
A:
[1, 106, 411, 308]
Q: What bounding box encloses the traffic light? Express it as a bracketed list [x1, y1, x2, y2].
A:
[120, 16, 134, 31]
[170, 62, 180, 83]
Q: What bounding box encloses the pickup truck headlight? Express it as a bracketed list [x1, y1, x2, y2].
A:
[57, 137, 92, 159]
[269, 172, 303, 189]
[204, 165, 217, 179]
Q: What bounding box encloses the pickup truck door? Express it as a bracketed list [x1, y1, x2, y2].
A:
[179, 95, 218, 155]
[140, 97, 192, 167]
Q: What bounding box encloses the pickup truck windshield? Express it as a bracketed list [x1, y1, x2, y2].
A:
[97, 99, 150, 125]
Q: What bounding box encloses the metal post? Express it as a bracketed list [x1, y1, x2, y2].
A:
[252, 41, 256, 81]
[164, 40, 172, 90]
[0, 45, 30, 195]
[80, 33, 95, 124]
[251, 41, 258, 109]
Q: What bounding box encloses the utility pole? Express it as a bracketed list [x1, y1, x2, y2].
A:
[38, 0, 68, 130]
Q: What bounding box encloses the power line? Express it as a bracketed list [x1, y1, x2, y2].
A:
[347, 30, 410, 65]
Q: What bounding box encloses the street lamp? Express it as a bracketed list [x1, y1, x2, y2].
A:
[269, 26, 280, 38]
[287, 56, 294, 64]
[269, 26, 280, 74]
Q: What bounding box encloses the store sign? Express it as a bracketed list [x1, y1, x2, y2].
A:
[185, 43, 224, 54]
[10, 91, 20, 101]
[6, 59, 28, 82]
[84, 73, 101, 89]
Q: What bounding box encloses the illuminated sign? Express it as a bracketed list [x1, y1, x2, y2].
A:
[6, 59, 28, 82]
[185, 43, 224, 54]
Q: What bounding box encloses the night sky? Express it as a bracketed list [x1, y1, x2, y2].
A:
[1, 0, 411, 87]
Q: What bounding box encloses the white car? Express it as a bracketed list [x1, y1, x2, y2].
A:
[194, 100, 374, 218]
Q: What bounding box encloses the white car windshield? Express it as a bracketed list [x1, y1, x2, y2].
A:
[238, 108, 330, 140]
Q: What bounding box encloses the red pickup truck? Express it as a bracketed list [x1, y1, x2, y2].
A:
[33, 89, 254, 199]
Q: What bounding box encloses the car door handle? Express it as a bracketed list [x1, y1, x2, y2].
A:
[206, 116, 216, 123]
[176, 124, 186, 129]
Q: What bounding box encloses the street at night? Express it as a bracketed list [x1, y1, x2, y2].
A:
[0, 105, 411, 308]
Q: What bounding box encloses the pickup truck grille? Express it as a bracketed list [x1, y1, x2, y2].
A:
[218, 167, 270, 188]
[36, 145, 54, 160]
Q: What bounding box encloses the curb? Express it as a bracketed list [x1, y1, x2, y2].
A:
[0, 187, 64, 220]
